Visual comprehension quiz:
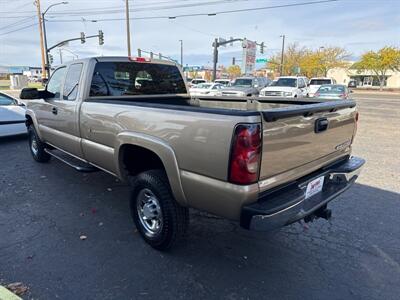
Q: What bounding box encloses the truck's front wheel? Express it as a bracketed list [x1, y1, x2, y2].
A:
[129, 170, 189, 250]
[28, 125, 51, 163]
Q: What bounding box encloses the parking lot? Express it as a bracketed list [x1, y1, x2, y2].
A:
[1, 92, 399, 299]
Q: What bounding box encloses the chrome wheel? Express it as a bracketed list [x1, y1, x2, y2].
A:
[136, 188, 163, 237]
[30, 134, 39, 156]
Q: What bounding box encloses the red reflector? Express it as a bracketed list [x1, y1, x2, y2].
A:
[355, 111, 359, 122]
[129, 56, 150, 62]
[229, 124, 261, 185]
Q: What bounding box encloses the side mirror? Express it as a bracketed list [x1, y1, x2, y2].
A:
[20, 88, 40, 99]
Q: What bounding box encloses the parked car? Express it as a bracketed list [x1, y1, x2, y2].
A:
[314, 84, 352, 100]
[348, 79, 357, 88]
[0, 92, 26, 137]
[221, 76, 270, 97]
[189, 78, 206, 87]
[308, 77, 336, 97]
[20, 57, 364, 250]
[189, 83, 223, 97]
[214, 79, 231, 86]
[260, 76, 309, 98]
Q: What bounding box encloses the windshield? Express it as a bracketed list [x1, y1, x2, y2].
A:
[318, 85, 345, 94]
[233, 78, 253, 87]
[0, 94, 16, 106]
[310, 79, 331, 85]
[90, 62, 187, 96]
[195, 83, 212, 89]
[275, 78, 297, 87]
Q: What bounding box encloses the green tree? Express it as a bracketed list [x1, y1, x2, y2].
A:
[267, 44, 349, 77]
[353, 47, 400, 90]
[226, 65, 241, 79]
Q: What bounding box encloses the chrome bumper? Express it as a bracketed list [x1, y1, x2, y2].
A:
[240, 156, 365, 231]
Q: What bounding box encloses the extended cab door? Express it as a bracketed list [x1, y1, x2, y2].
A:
[37, 63, 84, 158]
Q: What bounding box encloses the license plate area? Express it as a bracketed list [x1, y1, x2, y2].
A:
[305, 176, 325, 199]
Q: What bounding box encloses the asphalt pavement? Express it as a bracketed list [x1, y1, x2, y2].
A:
[0, 92, 399, 299]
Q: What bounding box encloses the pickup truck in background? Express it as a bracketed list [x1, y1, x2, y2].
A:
[20, 57, 365, 250]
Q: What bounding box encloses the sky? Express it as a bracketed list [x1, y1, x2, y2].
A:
[0, 0, 399, 68]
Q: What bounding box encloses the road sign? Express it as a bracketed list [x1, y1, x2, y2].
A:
[256, 58, 268, 63]
[242, 39, 257, 75]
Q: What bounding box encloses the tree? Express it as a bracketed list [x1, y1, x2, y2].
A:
[266, 44, 349, 77]
[353, 47, 400, 90]
[226, 65, 241, 79]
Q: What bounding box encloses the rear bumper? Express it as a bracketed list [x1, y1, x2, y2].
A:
[240, 156, 365, 231]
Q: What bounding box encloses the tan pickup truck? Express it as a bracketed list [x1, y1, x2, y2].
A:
[20, 57, 365, 250]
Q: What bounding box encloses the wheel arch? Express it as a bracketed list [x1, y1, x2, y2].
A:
[115, 132, 187, 206]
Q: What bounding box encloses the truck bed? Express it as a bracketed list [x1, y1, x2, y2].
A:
[86, 95, 357, 192]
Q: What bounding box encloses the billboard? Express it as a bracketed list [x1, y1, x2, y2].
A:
[241, 39, 257, 75]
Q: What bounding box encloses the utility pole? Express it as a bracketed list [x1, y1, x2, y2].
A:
[280, 34, 285, 75]
[179, 40, 183, 67]
[125, 0, 131, 56]
[34, 0, 46, 79]
[212, 38, 218, 81]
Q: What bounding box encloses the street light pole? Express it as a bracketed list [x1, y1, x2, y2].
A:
[179, 40, 183, 66]
[42, 2, 68, 77]
[280, 34, 285, 75]
[125, 0, 132, 56]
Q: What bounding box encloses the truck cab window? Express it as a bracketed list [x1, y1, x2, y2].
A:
[89, 62, 186, 97]
[63, 63, 83, 101]
[46, 67, 66, 99]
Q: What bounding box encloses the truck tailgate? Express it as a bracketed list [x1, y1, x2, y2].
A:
[259, 101, 357, 184]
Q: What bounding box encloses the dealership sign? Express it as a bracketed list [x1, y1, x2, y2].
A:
[242, 39, 257, 74]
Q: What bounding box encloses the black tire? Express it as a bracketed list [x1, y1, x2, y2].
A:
[28, 125, 51, 163]
[129, 170, 189, 250]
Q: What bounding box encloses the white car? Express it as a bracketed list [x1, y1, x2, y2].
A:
[214, 79, 231, 86]
[259, 76, 309, 98]
[0, 92, 26, 137]
[189, 78, 207, 88]
[308, 77, 336, 97]
[189, 83, 224, 97]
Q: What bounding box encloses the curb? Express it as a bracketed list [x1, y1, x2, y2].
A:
[0, 286, 23, 300]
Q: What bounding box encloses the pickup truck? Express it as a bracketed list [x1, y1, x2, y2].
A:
[20, 57, 365, 250]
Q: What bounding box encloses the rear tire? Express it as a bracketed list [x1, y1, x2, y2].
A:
[129, 170, 189, 250]
[28, 125, 51, 163]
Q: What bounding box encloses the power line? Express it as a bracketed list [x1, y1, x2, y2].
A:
[0, 22, 37, 36]
[45, 0, 339, 22]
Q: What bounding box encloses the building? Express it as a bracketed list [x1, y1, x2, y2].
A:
[23, 67, 43, 80]
[327, 67, 400, 89]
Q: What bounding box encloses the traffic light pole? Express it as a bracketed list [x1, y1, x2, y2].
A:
[42, 12, 50, 77]
[212, 38, 243, 81]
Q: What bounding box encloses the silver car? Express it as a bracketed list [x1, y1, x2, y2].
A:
[314, 84, 352, 100]
[0, 92, 26, 137]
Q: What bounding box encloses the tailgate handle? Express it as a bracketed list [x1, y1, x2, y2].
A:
[315, 118, 328, 133]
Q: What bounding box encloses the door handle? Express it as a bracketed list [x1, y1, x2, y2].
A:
[52, 107, 58, 115]
[315, 118, 328, 133]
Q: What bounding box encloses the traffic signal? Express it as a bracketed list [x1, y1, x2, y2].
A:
[98, 30, 104, 45]
[232, 57, 236, 65]
[80, 32, 86, 44]
[260, 42, 265, 54]
[48, 54, 54, 64]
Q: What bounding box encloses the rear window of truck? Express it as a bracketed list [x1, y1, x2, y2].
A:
[90, 62, 187, 97]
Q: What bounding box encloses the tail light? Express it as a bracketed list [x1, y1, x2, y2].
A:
[229, 124, 262, 184]
[314, 92, 320, 97]
[129, 57, 150, 62]
[339, 93, 346, 99]
[352, 111, 359, 143]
